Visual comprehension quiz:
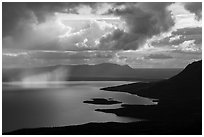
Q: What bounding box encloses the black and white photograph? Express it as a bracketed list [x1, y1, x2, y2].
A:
[2, 1, 202, 135]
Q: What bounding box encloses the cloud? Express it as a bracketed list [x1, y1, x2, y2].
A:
[2, 2, 176, 51]
[58, 20, 116, 50]
[151, 27, 202, 52]
[3, 3, 67, 37]
[171, 27, 202, 45]
[3, 2, 120, 51]
[2, 14, 117, 51]
[169, 35, 182, 42]
[2, 2, 102, 37]
[184, 2, 202, 20]
[145, 53, 173, 59]
[172, 40, 200, 52]
[3, 19, 69, 50]
[2, 49, 116, 68]
[3, 2, 202, 52]
[98, 2, 175, 50]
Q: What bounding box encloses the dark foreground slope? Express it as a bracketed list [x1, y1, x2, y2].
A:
[98, 60, 202, 132]
[4, 60, 202, 135]
[102, 60, 202, 102]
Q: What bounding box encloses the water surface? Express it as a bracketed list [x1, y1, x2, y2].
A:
[3, 81, 154, 132]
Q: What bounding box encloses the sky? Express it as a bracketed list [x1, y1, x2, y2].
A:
[2, 2, 202, 68]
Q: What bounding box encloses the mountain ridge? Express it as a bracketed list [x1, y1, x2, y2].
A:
[3, 63, 182, 82]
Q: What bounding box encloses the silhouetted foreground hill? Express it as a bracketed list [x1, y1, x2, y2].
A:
[4, 60, 202, 135]
[3, 63, 181, 82]
[98, 60, 202, 133]
[102, 60, 202, 102]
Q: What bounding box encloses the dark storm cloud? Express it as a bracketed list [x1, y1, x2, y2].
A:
[98, 2, 175, 50]
[145, 53, 173, 59]
[3, 2, 97, 37]
[184, 2, 202, 20]
[3, 3, 31, 37]
[152, 27, 202, 46]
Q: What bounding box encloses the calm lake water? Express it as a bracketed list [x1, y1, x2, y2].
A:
[3, 81, 154, 133]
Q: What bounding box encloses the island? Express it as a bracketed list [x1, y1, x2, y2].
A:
[83, 98, 122, 105]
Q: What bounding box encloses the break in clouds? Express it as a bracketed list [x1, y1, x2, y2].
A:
[2, 2, 202, 68]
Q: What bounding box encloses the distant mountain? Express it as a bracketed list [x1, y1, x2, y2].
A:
[3, 63, 182, 82]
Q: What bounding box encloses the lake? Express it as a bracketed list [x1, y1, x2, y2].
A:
[3, 81, 154, 133]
